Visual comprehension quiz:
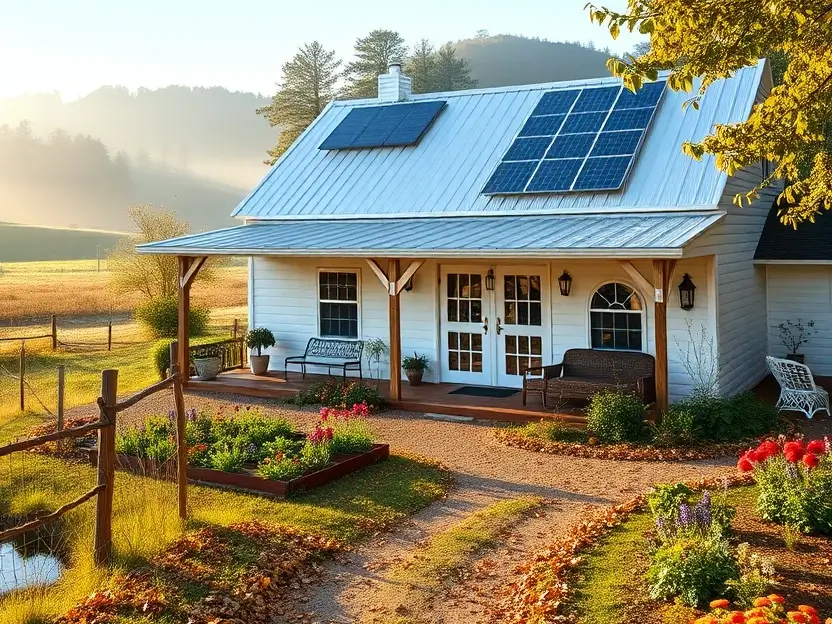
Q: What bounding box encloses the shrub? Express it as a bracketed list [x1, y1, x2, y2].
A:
[738, 437, 832, 534]
[115, 415, 175, 461]
[146, 438, 176, 463]
[724, 543, 775, 607]
[292, 379, 385, 409]
[300, 439, 331, 471]
[585, 390, 648, 443]
[152, 339, 175, 379]
[652, 405, 697, 448]
[259, 437, 302, 461]
[209, 444, 247, 472]
[136, 295, 209, 338]
[648, 483, 696, 521]
[322, 404, 375, 454]
[245, 327, 276, 356]
[675, 393, 779, 442]
[257, 453, 304, 480]
[647, 532, 739, 607]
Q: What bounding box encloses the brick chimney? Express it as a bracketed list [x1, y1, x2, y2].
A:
[377, 62, 412, 102]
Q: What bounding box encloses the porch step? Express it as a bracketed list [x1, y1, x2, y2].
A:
[423, 413, 475, 423]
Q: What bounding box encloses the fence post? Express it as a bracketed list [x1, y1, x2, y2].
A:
[232, 318, 238, 339]
[107, 321, 112, 351]
[51, 315, 57, 350]
[94, 369, 117, 566]
[18, 342, 25, 412]
[170, 342, 188, 521]
[57, 365, 65, 450]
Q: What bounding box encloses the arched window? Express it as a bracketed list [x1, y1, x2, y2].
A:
[589, 282, 643, 351]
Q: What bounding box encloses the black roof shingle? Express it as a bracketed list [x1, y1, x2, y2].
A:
[754, 201, 832, 261]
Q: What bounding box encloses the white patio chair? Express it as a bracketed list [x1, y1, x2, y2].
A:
[766, 356, 830, 419]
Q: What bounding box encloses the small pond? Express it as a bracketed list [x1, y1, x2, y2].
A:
[0, 541, 62, 594]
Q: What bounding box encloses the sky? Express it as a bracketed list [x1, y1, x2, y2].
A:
[0, 0, 642, 100]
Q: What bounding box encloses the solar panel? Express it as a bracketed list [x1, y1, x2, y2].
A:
[483, 81, 666, 194]
[319, 100, 446, 150]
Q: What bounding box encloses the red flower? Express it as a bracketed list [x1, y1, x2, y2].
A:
[784, 448, 804, 463]
[784, 440, 804, 457]
[803, 453, 819, 469]
[737, 457, 755, 472]
[798, 606, 818, 616]
[806, 439, 826, 455]
[788, 612, 809, 623]
[767, 594, 785, 604]
[756, 440, 779, 460]
[744, 449, 761, 463]
[753, 597, 771, 607]
[727, 611, 746, 623]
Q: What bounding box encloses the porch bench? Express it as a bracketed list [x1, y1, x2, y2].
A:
[284, 338, 364, 381]
[522, 348, 656, 408]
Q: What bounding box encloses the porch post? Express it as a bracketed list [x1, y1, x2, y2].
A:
[651, 259, 673, 419]
[177, 256, 207, 386]
[388, 259, 402, 401]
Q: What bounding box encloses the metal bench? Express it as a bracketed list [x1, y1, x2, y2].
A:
[523, 348, 656, 408]
[284, 338, 364, 380]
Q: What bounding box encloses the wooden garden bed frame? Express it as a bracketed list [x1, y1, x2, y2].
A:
[89, 444, 390, 498]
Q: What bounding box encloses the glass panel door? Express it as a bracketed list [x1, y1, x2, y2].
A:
[496, 268, 549, 388]
[440, 267, 492, 385]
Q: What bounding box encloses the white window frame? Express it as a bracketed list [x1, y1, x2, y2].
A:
[587, 280, 646, 352]
[317, 268, 362, 339]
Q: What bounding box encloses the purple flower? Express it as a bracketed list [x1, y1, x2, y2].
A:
[693, 491, 712, 529]
[168, 409, 176, 422]
[186, 408, 197, 422]
[676, 503, 693, 529]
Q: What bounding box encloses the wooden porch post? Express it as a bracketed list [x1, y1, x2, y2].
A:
[388, 259, 402, 401]
[177, 256, 207, 386]
[651, 259, 676, 420]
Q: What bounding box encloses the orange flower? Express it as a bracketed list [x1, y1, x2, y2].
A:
[768, 595, 786, 604]
[754, 597, 771, 607]
[694, 616, 718, 624]
[710, 599, 731, 610]
[745, 608, 767, 618]
[798, 606, 818, 616]
[788, 612, 809, 623]
[746, 618, 768, 624]
[727, 612, 747, 623]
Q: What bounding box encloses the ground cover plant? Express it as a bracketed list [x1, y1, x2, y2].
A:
[291, 378, 385, 409]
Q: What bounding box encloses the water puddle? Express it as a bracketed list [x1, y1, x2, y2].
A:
[0, 541, 63, 594]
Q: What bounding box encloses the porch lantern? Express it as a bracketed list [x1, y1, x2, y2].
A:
[485, 268, 496, 291]
[678, 273, 696, 310]
[404, 277, 414, 292]
[557, 270, 572, 297]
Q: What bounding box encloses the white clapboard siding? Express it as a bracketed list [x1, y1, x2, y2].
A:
[766, 265, 832, 375]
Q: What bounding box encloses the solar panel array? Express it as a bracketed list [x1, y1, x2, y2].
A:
[319, 100, 447, 150]
[483, 81, 666, 194]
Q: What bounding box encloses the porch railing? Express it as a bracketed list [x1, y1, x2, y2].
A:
[189, 338, 246, 372]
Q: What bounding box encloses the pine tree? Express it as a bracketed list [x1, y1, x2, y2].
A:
[257, 41, 341, 164]
[342, 30, 407, 99]
[407, 39, 437, 94]
[432, 43, 478, 92]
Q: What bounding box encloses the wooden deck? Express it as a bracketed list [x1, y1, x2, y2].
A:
[189, 370, 586, 423]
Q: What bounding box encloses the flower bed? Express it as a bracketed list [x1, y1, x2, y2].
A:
[91, 404, 389, 497]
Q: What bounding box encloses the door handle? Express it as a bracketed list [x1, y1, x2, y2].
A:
[496, 317, 503, 335]
[483, 317, 489, 335]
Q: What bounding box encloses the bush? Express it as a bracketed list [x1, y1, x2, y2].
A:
[652, 405, 696, 448]
[585, 390, 648, 443]
[136, 295, 209, 338]
[245, 327, 276, 356]
[647, 533, 739, 607]
[257, 453, 304, 480]
[292, 379, 385, 409]
[152, 339, 175, 379]
[674, 392, 778, 442]
[115, 415, 175, 462]
[208, 443, 247, 472]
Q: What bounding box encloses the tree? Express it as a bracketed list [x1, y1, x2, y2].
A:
[257, 41, 341, 164]
[407, 40, 437, 94]
[342, 30, 407, 99]
[108, 204, 214, 300]
[433, 43, 478, 92]
[587, 1, 832, 227]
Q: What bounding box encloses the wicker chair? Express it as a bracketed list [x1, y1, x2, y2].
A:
[766, 356, 830, 419]
[523, 349, 656, 408]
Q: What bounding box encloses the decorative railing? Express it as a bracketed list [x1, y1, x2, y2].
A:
[189, 338, 246, 373]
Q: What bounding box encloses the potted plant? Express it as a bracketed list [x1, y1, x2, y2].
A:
[246, 327, 276, 375]
[777, 319, 815, 363]
[402, 352, 430, 386]
[192, 343, 223, 380]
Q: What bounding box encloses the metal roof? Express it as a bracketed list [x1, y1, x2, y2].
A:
[232, 64, 765, 220]
[138, 212, 725, 258]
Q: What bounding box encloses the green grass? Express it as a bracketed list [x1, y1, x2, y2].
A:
[378, 496, 545, 622]
[571, 487, 757, 624]
[517, 419, 589, 444]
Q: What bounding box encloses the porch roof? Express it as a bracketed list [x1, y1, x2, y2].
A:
[137, 211, 724, 258]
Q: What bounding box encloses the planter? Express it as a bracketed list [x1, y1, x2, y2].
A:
[405, 370, 424, 386]
[786, 353, 805, 364]
[89, 444, 390, 498]
[250, 354, 270, 375]
[193, 356, 222, 380]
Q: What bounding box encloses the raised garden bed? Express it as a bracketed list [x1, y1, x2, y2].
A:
[88, 444, 390, 497]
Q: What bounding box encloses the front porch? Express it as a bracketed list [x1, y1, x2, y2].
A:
[189, 370, 587, 424]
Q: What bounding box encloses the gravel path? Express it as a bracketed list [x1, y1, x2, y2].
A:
[68, 390, 753, 623]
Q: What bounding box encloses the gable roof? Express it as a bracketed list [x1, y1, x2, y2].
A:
[755, 202, 832, 262]
[233, 63, 766, 220]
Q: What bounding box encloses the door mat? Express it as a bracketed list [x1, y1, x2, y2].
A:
[448, 386, 519, 398]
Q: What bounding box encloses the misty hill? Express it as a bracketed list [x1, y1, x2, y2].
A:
[0, 223, 126, 262]
[456, 35, 612, 88]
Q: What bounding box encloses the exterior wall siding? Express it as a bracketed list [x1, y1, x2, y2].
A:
[250, 256, 713, 402]
[766, 265, 832, 375]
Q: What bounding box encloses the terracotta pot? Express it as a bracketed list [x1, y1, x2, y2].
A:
[250, 354, 270, 375]
[405, 370, 424, 386]
[785, 353, 805, 364]
[193, 357, 222, 380]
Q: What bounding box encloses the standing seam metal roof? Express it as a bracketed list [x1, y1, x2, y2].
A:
[232, 64, 765, 220]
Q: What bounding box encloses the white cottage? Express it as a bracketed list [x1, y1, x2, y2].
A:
[140, 60, 787, 416]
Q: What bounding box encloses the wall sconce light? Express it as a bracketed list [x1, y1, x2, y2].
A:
[558, 270, 572, 297]
[678, 273, 696, 310]
[485, 268, 496, 291]
[404, 277, 414, 292]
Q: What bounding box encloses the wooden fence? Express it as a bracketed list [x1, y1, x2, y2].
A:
[0, 344, 188, 566]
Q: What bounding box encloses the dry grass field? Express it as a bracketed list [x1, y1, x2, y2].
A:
[0, 259, 248, 322]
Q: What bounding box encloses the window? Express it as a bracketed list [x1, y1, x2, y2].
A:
[319, 271, 359, 338]
[589, 282, 643, 351]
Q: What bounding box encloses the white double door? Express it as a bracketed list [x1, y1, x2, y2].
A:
[440, 265, 549, 388]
